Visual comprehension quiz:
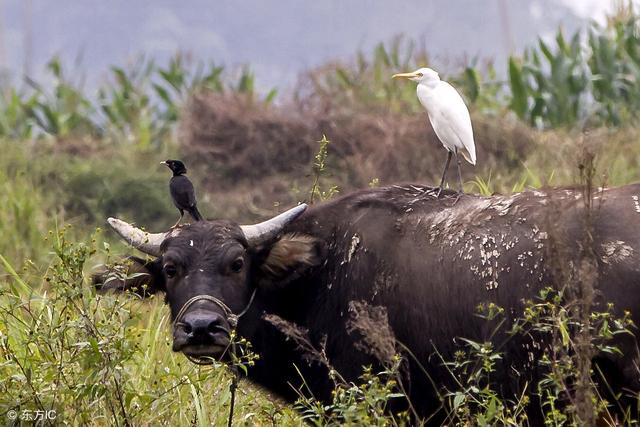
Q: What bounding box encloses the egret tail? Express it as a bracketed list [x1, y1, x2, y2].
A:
[460, 146, 476, 165]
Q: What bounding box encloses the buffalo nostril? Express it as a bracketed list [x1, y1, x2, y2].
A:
[207, 320, 223, 333]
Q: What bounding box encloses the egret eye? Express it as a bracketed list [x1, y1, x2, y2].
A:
[164, 264, 177, 278]
[417, 73, 424, 77]
[230, 258, 244, 273]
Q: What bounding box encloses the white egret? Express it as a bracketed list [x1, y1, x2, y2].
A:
[393, 67, 476, 197]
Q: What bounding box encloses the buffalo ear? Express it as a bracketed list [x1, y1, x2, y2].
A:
[257, 233, 324, 288]
[93, 256, 165, 297]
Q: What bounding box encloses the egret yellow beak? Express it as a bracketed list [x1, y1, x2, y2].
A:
[392, 72, 419, 79]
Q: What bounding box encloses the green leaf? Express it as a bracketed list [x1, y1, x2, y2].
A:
[464, 67, 481, 103]
[264, 88, 278, 105]
[508, 58, 529, 120]
[453, 392, 465, 410]
[335, 68, 352, 88]
[0, 253, 31, 295]
[538, 38, 554, 63]
[153, 83, 173, 107]
[374, 43, 391, 67]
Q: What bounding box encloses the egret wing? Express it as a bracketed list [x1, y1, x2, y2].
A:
[426, 82, 476, 165]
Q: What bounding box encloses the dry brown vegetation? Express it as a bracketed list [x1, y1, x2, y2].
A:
[178, 90, 539, 220]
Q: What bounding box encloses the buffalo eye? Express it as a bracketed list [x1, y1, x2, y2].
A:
[164, 263, 178, 278]
[230, 258, 244, 273]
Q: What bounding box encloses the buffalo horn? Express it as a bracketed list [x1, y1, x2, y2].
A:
[106, 218, 178, 257]
[240, 204, 307, 246]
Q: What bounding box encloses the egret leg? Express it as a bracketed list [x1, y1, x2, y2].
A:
[455, 152, 464, 193]
[436, 151, 453, 198]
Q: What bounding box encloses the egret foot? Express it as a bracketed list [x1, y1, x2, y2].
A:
[416, 187, 439, 199]
[423, 187, 441, 196]
[449, 192, 463, 206]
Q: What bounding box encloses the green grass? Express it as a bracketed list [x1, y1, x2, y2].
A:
[0, 231, 301, 425]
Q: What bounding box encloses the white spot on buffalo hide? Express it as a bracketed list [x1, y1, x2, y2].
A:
[347, 234, 361, 262]
[473, 234, 501, 290]
[633, 195, 640, 213]
[491, 197, 515, 216]
[190, 240, 194, 247]
[601, 241, 634, 265]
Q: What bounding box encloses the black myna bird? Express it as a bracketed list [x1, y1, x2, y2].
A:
[161, 160, 204, 228]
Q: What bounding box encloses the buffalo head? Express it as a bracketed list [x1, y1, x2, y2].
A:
[99, 204, 323, 362]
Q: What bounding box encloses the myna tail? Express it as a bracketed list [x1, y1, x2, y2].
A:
[189, 206, 204, 222]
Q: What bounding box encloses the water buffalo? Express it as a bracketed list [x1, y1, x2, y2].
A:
[97, 184, 640, 422]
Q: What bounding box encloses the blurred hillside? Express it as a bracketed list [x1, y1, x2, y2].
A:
[0, 0, 589, 90]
